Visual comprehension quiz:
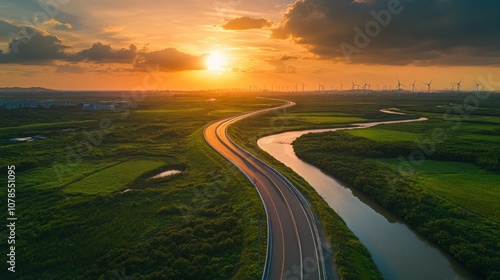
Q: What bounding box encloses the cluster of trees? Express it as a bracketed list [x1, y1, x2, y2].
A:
[302, 131, 499, 171]
[84, 205, 244, 280]
[294, 132, 500, 279]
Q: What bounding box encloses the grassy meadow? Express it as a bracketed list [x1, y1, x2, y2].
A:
[378, 159, 500, 222]
[0, 92, 278, 279]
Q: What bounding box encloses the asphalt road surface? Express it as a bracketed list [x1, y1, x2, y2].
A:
[204, 100, 333, 280]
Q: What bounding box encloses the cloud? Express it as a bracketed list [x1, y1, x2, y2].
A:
[44, 18, 73, 30]
[0, 20, 22, 41]
[0, 21, 209, 71]
[273, 0, 500, 66]
[0, 32, 70, 64]
[55, 64, 85, 73]
[267, 59, 296, 73]
[222, 16, 271, 30]
[103, 26, 125, 33]
[74, 42, 137, 63]
[281, 55, 298, 61]
[134, 48, 208, 72]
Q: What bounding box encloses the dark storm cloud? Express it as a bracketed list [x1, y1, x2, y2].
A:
[222, 16, 271, 30]
[0, 32, 69, 63]
[273, 0, 500, 65]
[134, 48, 208, 72]
[74, 42, 138, 63]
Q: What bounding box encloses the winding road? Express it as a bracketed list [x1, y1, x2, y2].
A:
[203, 100, 331, 280]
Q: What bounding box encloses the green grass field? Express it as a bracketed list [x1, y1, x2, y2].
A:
[348, 128, 420, 142]
[19, 161, 120, 190]
[275, 112, 367, 125]
[342, 107, 500, 223]
[379, 159, 500, 222]
[0, 93, 276, 279]
[64, 158, 165, 194]
[0, 120, 95, 133]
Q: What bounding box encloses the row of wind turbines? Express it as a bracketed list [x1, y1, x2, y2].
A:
[391, 77, 484, 93]
[250, 78, 485, 93]
[321, 77, 484, 93]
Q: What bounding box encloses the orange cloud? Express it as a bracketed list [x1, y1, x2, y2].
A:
[222, 17, 271, 30]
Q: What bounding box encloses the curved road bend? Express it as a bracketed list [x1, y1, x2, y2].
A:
[204, 100, 333, 280]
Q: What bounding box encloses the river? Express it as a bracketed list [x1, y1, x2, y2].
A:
[257, 118, 479, 280]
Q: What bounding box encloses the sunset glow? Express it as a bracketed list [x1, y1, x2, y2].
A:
[0, 1, 499, 90]
[206, 51, 227, 72]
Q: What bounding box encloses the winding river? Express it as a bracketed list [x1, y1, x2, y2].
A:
[257, 117, 479, 280]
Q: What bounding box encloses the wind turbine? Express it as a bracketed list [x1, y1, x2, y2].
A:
[351, 80, 358, 90]
[422, 79, 433, 92]
[363, 80, 369, 91]
[410, 80, 416, 92]
[340, 84, 343, 90]
[475, 81, 482, 93]
[451, 82, 456, 92]
[395, 77, 405, 93]
[301, 82, 307, 92]
[456, 78, 463, 92]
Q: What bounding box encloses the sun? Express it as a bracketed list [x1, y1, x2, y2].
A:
[206, 51, 226, 72]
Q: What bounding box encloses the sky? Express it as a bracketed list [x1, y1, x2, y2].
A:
[0, 0, 499, 91]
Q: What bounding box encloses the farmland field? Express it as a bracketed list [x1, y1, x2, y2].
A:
[378, 159, 500, 222]
[64, 158, 166, 194]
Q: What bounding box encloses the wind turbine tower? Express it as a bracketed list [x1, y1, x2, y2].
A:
[395, 77, 405, 93]
[351, 80, 358, 90]
[363, 80, 368, 91]
[410, 80, 416, 92]
[475, 81, 482, 94]
[422, 79, 433, 93]
[456, 78, 463, 92]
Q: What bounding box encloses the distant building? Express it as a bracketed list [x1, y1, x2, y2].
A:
[0, 100, 128, 111]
